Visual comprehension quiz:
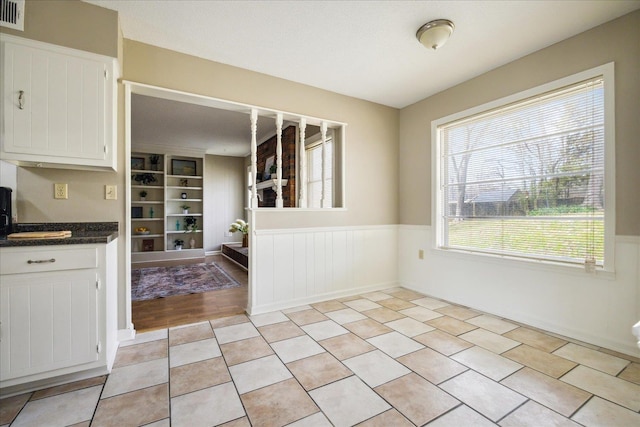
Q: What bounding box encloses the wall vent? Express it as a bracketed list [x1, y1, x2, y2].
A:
[1, 0, 24, 31]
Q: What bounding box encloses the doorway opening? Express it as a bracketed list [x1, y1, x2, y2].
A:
[125, 83, 262, 332]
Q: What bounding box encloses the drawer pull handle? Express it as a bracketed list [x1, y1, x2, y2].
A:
[27, 258, 56, 264]
[18, 90, 25, 110]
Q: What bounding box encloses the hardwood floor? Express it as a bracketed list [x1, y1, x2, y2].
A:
[131, 254, 248, 332]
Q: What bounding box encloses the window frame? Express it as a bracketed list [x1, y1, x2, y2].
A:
[431, 63, 616, 273]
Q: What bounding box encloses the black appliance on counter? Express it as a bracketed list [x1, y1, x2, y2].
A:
[0, 186, 13, 237]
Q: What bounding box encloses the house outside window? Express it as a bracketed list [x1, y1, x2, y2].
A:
[433, 63, 615, 270]
[306, 137, 333, 208]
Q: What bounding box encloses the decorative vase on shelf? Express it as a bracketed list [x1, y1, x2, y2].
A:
[190, 237, 196, 249]
[242, 233, 248, 248]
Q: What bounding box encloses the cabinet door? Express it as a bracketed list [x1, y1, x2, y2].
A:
[0, 270, 99, 381]
[2, 38, 112, 165]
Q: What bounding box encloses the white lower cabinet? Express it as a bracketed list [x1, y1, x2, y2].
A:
[0, 243, 117, 389]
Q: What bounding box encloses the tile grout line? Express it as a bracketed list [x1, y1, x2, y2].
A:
[7, 287, 639, 425]
[205, 320, 252, 426]
[89, 379, 108, 425]
[251, 312, 348, 426]
[6, 392, 33, 426]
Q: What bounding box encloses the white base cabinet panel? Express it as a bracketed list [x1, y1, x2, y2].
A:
[0, 242, 117, 389]
[0, 270, 99, 380]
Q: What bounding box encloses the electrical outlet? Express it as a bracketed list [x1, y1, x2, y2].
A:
[54, 183, 68, 199]
[418, 249, 424, 260]
[105, 185, 117, 200]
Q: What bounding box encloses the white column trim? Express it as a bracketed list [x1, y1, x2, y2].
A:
[298, 118, 307, 208]
[275, 113, 284, 209]
[250, 108, 259, 209]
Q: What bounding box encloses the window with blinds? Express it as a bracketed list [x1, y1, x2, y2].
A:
[306, 139, 333, 208]
[436, 66, 614, 269]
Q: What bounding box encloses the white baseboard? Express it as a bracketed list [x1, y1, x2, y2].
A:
[0, 366, 109, 398]
[117, 325, 136, 343]
[248, 281, 398, 315]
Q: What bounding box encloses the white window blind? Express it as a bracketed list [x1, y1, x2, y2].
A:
[307, 139, 332, 208]
[439, 76, 606, 266]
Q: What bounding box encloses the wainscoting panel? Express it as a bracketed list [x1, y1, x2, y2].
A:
[249, 225, 398, 314]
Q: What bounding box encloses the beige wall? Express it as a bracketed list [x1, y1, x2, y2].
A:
[123, 40, 400, 229]
[0, 0, 118, 57]
[399, 10, 640, 236]
[204, 154, 246, 251]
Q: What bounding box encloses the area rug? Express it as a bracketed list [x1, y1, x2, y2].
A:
[131, 262, 241, 301]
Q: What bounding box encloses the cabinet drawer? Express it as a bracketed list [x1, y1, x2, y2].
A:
[0, 247, 98, 275]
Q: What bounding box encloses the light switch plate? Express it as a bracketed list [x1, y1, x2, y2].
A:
[54, 183, 68, 199]
[105, 185, 117, 200]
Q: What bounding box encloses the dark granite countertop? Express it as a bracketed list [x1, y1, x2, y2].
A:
[0, 222, 119, 247]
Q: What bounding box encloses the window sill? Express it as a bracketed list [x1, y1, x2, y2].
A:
[431, 247, 616, 280]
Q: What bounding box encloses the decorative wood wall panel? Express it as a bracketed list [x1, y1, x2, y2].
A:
[250, 225, 398, 314]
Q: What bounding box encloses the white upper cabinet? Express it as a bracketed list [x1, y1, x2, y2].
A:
[1, 35, 117, 171]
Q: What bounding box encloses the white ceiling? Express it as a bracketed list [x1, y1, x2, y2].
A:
[86, 0, 638, 108]
[86, 0, 639, 156]
[131, 94, 296, 157]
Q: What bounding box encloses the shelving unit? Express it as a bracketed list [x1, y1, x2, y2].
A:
[130, 152, 205, 263]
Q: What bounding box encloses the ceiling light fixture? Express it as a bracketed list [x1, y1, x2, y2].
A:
[416, 19, 455, 50]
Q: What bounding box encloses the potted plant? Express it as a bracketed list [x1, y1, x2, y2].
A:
[229, 219, 249, 247]
[139, 190, 147, 201]
[133, 173, 157, 186]
[181, 205, 190, 214]
[174, 239, 184, 250]
[184, 216, 198, 248]
[149, 154, 161, 171]
[270, 163, 277, 179]
[184, 216, 198, 232]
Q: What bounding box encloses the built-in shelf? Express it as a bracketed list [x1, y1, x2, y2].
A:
[167, 175, 202, 179]
[167, 186, 203, 190]
[130, 152, 205, 262]
[132, 169, 164, 175]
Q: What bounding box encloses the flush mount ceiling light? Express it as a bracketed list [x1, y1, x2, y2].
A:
[416, 19, 455, 50]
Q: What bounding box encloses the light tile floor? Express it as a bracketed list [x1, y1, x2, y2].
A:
[2, 287, 640, 426]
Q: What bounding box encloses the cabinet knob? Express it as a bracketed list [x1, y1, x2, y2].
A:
[18, 90, 25, 110]
[27, 258, 56, 264]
